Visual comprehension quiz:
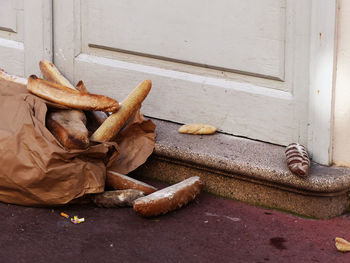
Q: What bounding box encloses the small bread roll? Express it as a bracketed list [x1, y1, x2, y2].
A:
[285, 143, 310, 177]
[178, 124, 216, 135]
[335, 237, 350, 252]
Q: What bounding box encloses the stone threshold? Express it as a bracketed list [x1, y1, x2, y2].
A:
[131, 118, 350, 219]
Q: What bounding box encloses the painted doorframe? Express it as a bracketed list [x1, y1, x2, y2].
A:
[52, 0, 338, 166]
[308, 0, 337, 165]
[23, 0, 53, 77]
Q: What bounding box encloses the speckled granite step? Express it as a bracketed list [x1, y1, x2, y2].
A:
[131, 119, 350, 219]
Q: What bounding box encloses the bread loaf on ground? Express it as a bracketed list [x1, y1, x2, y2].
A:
[107, 171, 157, 194]
[133, 176, 203, 217]
[92, 189, 145, 208]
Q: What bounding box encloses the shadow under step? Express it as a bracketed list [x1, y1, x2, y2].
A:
[131, 119, 350, 219]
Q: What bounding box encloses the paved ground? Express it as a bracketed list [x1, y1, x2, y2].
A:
[0, 179, 350, 263]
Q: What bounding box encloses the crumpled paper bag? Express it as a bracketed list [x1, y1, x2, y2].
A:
[0, 81, 155, 206]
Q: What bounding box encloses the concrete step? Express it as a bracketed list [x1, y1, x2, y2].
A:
[131, 119, 350, 219]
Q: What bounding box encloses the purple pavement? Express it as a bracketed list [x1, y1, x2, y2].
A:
[0, 180, 350, 263]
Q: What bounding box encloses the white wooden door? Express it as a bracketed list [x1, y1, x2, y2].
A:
[53, 0, 336, 165]
[0, 0, 52, 77]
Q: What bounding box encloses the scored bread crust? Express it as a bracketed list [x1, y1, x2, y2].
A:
[106, 171, 157, 195]
[285, 143, 310, 177]
[90, 79, 151, 142]
[27, 75, 120, 112]
[46, 110, 90, 149]
[133, 176, 203, 217]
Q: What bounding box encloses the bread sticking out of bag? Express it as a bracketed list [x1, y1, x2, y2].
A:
[38, 61, 90, 149]
[47, 109, 90, 149]
[0, 69, 27, 88]
[75, 80, 88, 93]
[27, 75, 120, 112]
[39, 61, 108, 122]
[39, 60, 76, 90]
[90, 79, 152, 142]
[74, 80, 109, 134]
[39, 61, 109, 140]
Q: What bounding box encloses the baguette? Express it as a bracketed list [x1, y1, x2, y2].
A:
[133, 176, 203, 217]
[27, 75, 120, 112]
[39, 61, 109, 139]
[90, 79, 151, 142]
[39, 62, 91, 149]
[74, 81, 109, 125]
[39, 62, 108, 122]
[74, 80, 109, 133]
[92, 189, 145, 208]
[107, 171, 157, 195]
[46, 109, 90, 149]
[39, 60, 75, 90]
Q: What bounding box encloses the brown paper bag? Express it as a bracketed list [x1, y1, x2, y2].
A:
[0, 81, 155, 206]
[108, 108, 156, 174]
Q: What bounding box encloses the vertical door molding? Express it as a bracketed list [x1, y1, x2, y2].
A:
[308, 0, 337, 165]
[53, 0, 81, 84]
[24, 0, 53, 77]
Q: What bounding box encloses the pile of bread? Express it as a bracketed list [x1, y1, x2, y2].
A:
[14, 61, 203, 217]
[27, 60, 151, 149]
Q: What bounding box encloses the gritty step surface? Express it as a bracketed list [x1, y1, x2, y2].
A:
[150, 118, 350, 194]
[0, 179, 350, 263]
[133, 118, 350, 219]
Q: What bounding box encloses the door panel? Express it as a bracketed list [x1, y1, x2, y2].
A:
[85, 0, 286, 80]
[0, 0, 17, 33]
[0, 0, 24, 75]
[53, 0, 322, 151]
[0, 0, 52, 77]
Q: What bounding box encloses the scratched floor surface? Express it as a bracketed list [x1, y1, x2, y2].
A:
[0, 179, 349, 263]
